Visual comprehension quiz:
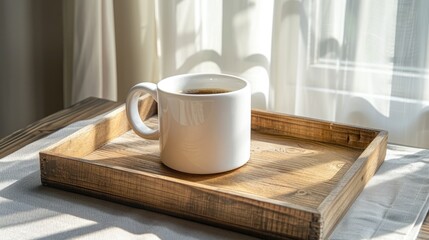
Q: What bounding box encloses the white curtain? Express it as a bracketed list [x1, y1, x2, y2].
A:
[63, 0, 117, 106]
[65, 0, 429, 148]
[63, 0, 159, 105]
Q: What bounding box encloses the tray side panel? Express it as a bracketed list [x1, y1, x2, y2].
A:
[251, 110, 379, 149]
[39, 153, 320, 240]
[320, 131, 388, 238]
[43, 95, 156, 158]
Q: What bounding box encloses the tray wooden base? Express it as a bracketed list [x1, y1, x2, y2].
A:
[40, 95, 387, 239]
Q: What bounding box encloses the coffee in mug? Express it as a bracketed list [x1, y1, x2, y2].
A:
[181, 88, 230, 95]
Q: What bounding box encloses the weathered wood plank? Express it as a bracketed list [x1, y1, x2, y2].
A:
[45, 95, 156, 157]
[251, 109, 379, 149]
[419, 213, 429, 240]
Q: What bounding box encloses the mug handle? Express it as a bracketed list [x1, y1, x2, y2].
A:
[126, 82, 160, 140]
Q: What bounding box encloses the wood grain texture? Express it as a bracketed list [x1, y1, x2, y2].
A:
[252, 109, 389, 238]
[420, 214, 429, 240]
[40, 96, 388, 239]
[46, 95, 156, 158]
[251, 109, 379, 150]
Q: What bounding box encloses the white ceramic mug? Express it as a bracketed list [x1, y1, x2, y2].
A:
[126, 73, 251, 174]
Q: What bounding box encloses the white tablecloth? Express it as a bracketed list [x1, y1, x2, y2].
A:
[1, 112, 428, 240]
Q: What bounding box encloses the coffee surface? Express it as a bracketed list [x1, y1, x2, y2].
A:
[182, 88, 230, 94]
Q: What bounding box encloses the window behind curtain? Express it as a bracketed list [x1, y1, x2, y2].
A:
[270, 0, 429, 148]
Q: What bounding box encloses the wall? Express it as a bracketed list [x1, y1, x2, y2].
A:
[0, 0, 63, 138]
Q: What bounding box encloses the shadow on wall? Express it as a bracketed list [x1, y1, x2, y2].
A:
[337, 96, 429, 148]
[172, 49, 269, 109]
[158, 0, 270, 110]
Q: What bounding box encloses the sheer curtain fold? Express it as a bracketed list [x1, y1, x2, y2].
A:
[114, 0, 159, 101]
[63, 0, 429, 148]
[63, 0, 117, 106]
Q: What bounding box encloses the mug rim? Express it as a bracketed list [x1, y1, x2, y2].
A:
[157, 73, 249, 97]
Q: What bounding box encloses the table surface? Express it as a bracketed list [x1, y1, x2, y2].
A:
[1, 97, 428, 239]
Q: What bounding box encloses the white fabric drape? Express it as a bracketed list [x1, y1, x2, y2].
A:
[113, 0, 159, 100]
[63, 0, 117, 106]
[65, 0, 429, 148]
[64, 0, 159, 104]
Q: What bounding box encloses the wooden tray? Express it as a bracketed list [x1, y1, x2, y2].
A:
[39, 95, 388, 239]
